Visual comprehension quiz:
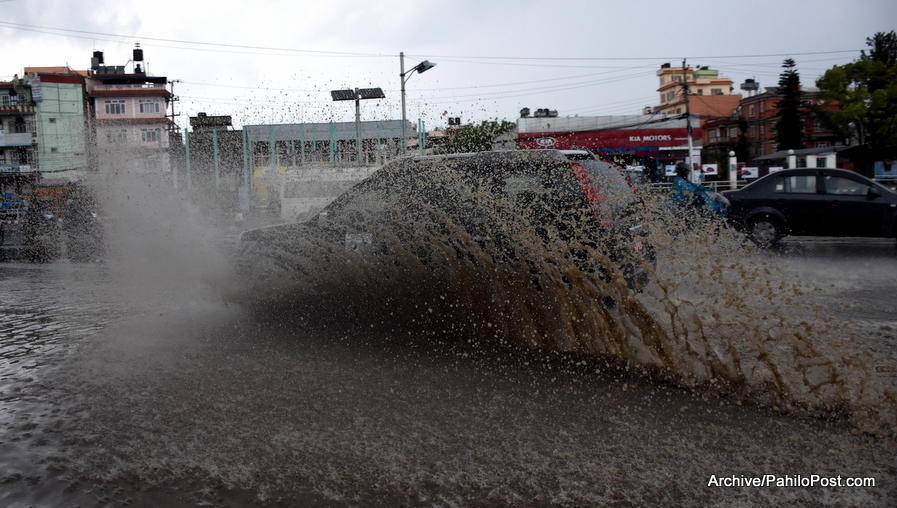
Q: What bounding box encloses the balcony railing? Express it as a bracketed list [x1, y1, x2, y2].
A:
[0, 132, 34, 147]
[0, 104, 36, 114]
[0, 162, 36, 173]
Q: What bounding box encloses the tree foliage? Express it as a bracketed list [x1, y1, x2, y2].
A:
[774, 58, 804, 150]
[443, 120, 516, 153]
[863, 31, 897, 67]
[816, 31, 897, 159]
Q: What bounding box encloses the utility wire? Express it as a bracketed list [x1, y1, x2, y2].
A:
[180, 65, 650, 93]
[179, 70, 657, 106]
[0, 21, 391, 57]
[0, 21, 862, 63]
[406, 49, 863, 61]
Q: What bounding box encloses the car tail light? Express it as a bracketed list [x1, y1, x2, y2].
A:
[569, 162, 614, 228]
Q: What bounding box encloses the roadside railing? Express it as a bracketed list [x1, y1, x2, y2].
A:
[645, 181, 745, 193]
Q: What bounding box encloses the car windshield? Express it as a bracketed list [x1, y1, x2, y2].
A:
[4, 5, 896, 508]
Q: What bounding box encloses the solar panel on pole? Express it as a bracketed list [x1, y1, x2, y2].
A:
[358, 88, 385, 99]
[330, 89, 356, 101]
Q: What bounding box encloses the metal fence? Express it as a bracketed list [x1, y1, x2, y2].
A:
[645, 181, 745, 193]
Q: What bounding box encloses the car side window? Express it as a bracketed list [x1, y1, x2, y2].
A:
[824, 175, 868, 196]
[773, 175, 816, 194]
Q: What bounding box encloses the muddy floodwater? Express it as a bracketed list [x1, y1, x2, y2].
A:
[1, 236, 896, 507]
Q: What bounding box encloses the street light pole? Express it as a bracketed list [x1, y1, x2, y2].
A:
[400, 52, 407, 155]
[399, 52, 435, 156]
[682, 58, 697, 183]
[355, 88, 361, 163]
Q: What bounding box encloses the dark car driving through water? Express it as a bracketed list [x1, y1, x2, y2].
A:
[240, 150, 655, 296]
[723, 167, 897, 246]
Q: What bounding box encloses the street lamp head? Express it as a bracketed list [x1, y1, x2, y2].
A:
[415, 60, 436, 73]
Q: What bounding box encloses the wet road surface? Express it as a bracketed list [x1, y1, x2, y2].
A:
[1, 238, 896, 507]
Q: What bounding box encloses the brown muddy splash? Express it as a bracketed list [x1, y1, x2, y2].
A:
[238, 158, 897, 435]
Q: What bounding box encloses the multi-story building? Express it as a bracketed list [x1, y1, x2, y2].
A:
[703, 86, 843, 162]
[84, 50, 172, 177]
[0, 76, 37, 173]
[653, 63, 742, 119]
[23, 68, 90, 180]
[739, 87, 841, 158]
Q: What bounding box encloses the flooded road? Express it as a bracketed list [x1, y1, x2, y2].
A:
[1, 239, 896, 507]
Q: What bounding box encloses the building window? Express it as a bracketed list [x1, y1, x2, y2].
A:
[140, 128, 161, 143]
[49, 118, 56, 123]
[749, 125, 756, 137]
[672, 75, 683, 83]
[748, 104, 755, 117]
[106, 128, 127, 144]
[696, 89, 703, 95]
[759, 124, 765, 136]
[759, 101, 765, 113]
[104, 100, 126, 115]
[0, 95, 21, 106]
[729, 127, 738, 137]
[138, 99, 160, 114]
[711, 88, 723, 95]
[50, 147, 58, 153]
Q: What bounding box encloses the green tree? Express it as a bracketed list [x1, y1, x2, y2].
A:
[816, 31, 897, 160]
[862, 30, 897, 67]
[774, 58, 804, 150]
[443, 120, 516, 153]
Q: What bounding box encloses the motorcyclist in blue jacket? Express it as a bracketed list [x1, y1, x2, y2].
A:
[669, 163, 728, 217]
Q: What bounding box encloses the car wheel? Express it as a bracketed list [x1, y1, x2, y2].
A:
[750, 217, 780, 247]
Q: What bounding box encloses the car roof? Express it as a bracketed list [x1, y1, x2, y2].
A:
[769, 167, 854, 174]
[764, 168, 874, 179]
[401, 149, 570, 165]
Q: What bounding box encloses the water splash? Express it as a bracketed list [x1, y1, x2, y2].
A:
[239, 157, 897, 435]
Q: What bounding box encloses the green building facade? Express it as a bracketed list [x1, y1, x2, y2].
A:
[32, 74, 89, 180]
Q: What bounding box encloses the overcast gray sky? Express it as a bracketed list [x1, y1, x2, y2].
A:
[2, 0, 894, 130]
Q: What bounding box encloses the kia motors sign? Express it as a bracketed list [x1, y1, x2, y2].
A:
[628, 135, 672, 142]
[518, 127, 701, 152]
